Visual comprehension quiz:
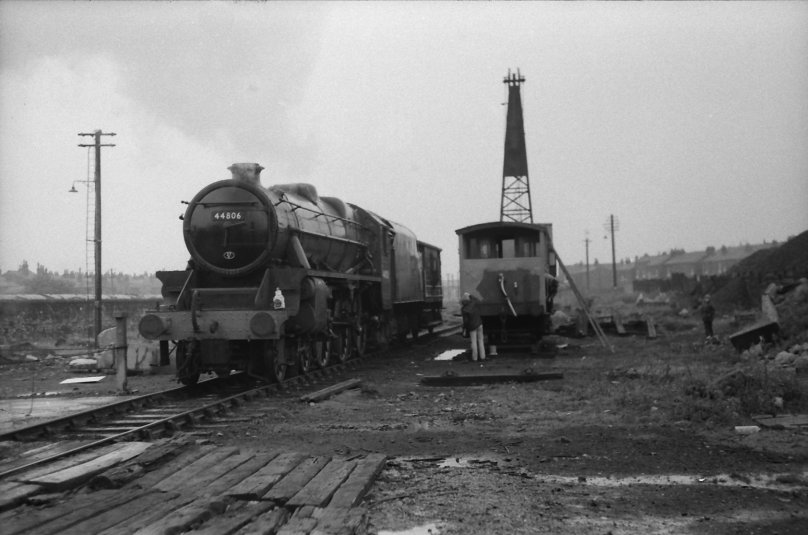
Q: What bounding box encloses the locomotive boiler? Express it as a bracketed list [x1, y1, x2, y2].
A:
[456, 221, 557, 349]
[139, 163, 443, 384]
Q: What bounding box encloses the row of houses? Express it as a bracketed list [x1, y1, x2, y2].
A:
[562, 242, 777, 293]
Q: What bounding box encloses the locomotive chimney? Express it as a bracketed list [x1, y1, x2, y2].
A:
[228, 163, 264, 185]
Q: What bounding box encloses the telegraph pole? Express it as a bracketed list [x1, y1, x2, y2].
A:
[584, 231, 591, 291]
[603, 214, 619, 288]
[78, 130, 116, 346]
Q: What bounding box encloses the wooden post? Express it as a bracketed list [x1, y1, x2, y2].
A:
[554, 251, 613, 352]
[115, 313, 128, 392]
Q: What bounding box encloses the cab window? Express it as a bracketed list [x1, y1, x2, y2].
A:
[501, 239, 515, 258]
[465, 236, 495, 259]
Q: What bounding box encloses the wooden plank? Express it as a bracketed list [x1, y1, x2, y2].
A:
[226, 451, 302, 500]
[186, 501, 277, 535]
[300, 379, 362, 403]
[287, 458, 357, 508]
[91, 436, 192, 489]
[276, 518, 317, 535]
[276, 505, 317, 535]
[96, 494, 196, 535]
[0, 481, 43, 512]
[132, 497, 229, 535]
[234, 507, 290, 535]
[1, 488, 117, 534]
[10, 443, 123, 483]
[0, 440, 87, 476]
[4, 489, 150, 535]
[327, 454, 387, 508]
[157, 449, 253, 494]
[311, 506, 367, 535]
[22, 442, 153, 491]
[262, 456, 331, 503]
[153, 446, 240, 492]
[128, 444, 215, 490]
[729, 320, 779, 352]
[201, 451, 279, 498]
[60, 490, 171, 535]
[420, 372, 563, 386]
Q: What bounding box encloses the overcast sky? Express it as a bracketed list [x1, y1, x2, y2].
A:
[1, 1, 807, 279]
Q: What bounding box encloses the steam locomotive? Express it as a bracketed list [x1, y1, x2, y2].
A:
[139, 163, 443, 384]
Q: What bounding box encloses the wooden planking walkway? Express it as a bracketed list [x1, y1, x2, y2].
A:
[0, 436, 389, 535]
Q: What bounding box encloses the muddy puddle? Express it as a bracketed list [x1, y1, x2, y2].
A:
[377, 523, 441, 535]
[536, 471, 808, 493]
[396, 455, 808, 493]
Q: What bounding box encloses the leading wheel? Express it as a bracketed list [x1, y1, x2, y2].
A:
[263, 341, 287, 383]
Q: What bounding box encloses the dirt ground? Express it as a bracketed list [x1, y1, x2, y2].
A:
[2, 327, 807, 534]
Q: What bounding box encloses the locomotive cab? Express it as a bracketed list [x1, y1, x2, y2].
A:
[456, 221, 556, 345]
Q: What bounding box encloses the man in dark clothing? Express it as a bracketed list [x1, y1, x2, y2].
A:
[461, 292, 486, 361]
[699, 294, 715, 339]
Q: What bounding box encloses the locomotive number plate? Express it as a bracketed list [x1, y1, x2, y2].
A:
[212, 210, 244, 222]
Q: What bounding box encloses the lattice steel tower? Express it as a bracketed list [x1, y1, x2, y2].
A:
[500, 69, 533, 223]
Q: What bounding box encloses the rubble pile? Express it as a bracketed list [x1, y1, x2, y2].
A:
[741, 342, 808, 372]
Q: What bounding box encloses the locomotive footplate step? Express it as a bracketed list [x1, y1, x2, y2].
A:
[420, 370, 563, 386]
[0, 437, 389, 535]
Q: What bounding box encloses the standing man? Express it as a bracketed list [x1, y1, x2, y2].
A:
[699, 294, 716, 341]
[461, 292, 486, 362]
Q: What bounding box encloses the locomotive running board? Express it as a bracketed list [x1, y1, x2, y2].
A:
[305, 269, 382, 283]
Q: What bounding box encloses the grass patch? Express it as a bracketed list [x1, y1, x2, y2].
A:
[558, 326, 808, 428]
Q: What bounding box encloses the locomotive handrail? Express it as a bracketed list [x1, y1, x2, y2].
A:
[294, 228, 369, 248]
[195, 200, 262, 207]
[305, 269, 382, 283]
[274, 197, 369, 231]
[498, 273, 518, 317]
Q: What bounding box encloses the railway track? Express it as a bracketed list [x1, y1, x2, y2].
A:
[0, 325, 460, 482]
[0, 358, 366, 480]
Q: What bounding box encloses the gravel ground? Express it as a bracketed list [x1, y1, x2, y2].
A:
[2, 332, 807, 534]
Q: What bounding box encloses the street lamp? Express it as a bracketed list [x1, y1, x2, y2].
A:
[69, 175, 96, 346]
